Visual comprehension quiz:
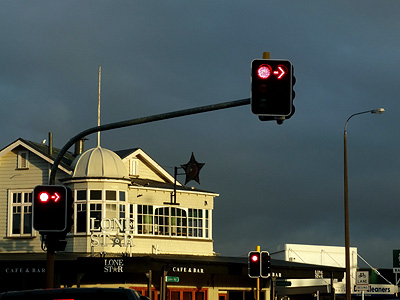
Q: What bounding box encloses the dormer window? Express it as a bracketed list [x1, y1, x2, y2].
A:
[17, 151, 29, 169]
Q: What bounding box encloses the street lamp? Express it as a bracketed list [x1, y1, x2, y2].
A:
[344, 108, 384, 300]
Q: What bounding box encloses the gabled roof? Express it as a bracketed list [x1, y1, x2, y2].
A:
[115, 148, 177, 184]
[116, 148, 218, 195]
[114, 148, 140, 159]
[0, 138, 74, 175]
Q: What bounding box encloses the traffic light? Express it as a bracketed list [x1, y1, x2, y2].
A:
[251, 59, 293, 118]
[33, 185, 68, 233]
[261, 251, 271, 278]
[248, 251, 261, 278]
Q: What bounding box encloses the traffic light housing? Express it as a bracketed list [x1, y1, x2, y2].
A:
[261, 251, 271, 278]
[248, 251, 261, 278]
[248, 250, 272, 278]
[33, 185, 69, 233]
[251, 59, 294, 118]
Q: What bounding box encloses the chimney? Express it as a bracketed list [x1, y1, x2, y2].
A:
[74, 139, 86, 156]
[48, 132, 53, 157]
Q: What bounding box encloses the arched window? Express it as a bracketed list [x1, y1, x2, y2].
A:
[136, 205, 210, 239]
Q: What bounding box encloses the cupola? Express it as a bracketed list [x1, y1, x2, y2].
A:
[72, 147, 128, 179]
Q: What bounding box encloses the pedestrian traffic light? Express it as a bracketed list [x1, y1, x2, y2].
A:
[248, 251, 261, 278]
[261, 251, 271, 278]
[33, 185, 68, 233]
[251, 59, 293, 117]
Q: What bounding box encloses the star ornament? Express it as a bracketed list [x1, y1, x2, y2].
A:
[181, 152, 205, 185]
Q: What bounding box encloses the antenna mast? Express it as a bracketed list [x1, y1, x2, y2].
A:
[97, 66, 101, 147]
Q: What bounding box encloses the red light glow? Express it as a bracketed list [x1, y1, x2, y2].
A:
[38, 192, 60, 203]
[251, 254, 259, 262]
[273, 65, 288, 79]
[39, 192, 50, 202]
[257, 65, 272, 79]
[52, 192, 60, 202]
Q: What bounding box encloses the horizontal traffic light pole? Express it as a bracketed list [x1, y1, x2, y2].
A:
[49, 98, 250, 185]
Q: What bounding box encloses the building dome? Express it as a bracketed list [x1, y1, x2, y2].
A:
[72, 147, 128, 179]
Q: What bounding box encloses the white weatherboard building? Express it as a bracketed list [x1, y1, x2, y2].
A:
[0, 138, 217, 256]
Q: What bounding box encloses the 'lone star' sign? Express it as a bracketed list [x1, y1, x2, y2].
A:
[180, 152, 205, 185]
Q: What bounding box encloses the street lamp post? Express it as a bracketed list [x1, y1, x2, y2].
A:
[344, 108, 384, 300]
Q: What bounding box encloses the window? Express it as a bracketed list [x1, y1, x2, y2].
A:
[76, 203, 87, 233]
[90, 203, 102, 230]
[155, 207, 169, 236]
[89, 190, 102, 231]
[171, 207, 187, 236]
[106, 190, 116, 201]
[119, 191, 126, 201]
[76, 190, 87, 233]
[129, 159, 139, 176]
[189, 209, 203, 237]
[105, 203, 117, 219]
[136, 205, 210, 239]
[137, 205, 153, 234]
[76, 189, 128, 233]
[90, 190, 102, 200]
[17, 151, 29, 169]
[8, 191, 33, 236]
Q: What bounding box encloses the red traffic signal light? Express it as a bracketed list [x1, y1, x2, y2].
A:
[33, 185, 68, 232]
[251, 59, 293, 117]
[248, 250, 272, 278]
[248, 251, 261, 278]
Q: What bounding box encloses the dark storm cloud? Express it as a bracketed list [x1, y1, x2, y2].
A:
[1, 0, 400, 267]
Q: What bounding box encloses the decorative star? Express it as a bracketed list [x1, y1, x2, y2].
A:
[180, 152, 205, 185]
[111, 234, 123, 247]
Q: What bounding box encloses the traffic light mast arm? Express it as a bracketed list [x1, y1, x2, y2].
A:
[49, 98, 250, 185]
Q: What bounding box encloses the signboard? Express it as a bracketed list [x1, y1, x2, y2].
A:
[276, 280, 291, 287]
[393, 250, 400, 273]
[356, 285, 369, 292]
[354, 284, 398, 295]
[356, 271, 369, 291]
[166, 276, 179, 283]
[356, 271, 369, 284]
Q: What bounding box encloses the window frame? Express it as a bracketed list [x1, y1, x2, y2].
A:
[17, 151, 29, 169]
[75, 190, 88, 234]
[129, 159, 139, 176]
[136, 205, 211, 239]
[7, 189, 34, 237]
[75, 189, 128, 234]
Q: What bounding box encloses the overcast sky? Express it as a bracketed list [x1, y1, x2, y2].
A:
[1, 1, 400, 268]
